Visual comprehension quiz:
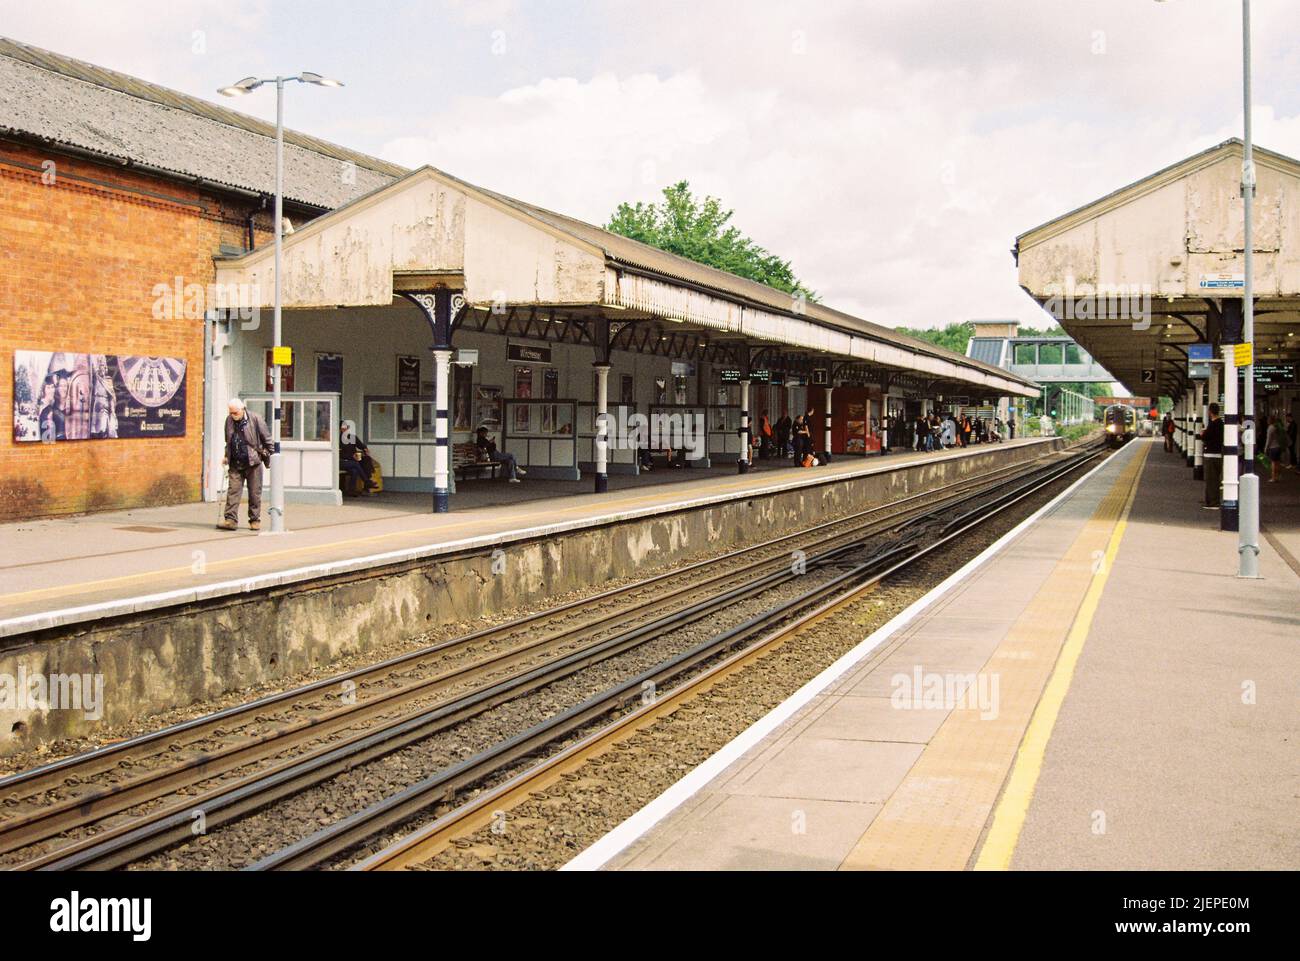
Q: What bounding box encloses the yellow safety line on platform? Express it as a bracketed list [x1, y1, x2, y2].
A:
[0, 451, 938, 607]
[973, 442, 1147, 870]
[837, 442, 1148, 871]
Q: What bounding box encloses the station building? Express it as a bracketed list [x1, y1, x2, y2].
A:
[1015, 139, 1300, 476]
[0, 38, 1036, 522]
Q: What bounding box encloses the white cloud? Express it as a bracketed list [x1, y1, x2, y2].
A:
[6, 0, 1299, 331]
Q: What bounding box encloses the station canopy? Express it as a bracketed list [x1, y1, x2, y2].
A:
[1015, 139, 1300, 397]
[214, 165, 1038, 399]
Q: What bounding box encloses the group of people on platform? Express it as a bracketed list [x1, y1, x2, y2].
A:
[637, 408, 829, 470]
[1174, 407, 1299, 509]
[901, 411, 1010, 453]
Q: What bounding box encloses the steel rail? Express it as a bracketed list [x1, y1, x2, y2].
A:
[259, 446, 1104, 871]
[10, 446, 1097, 871]
[0, 456, 1035, 858]
[353, 445, 1104, 871]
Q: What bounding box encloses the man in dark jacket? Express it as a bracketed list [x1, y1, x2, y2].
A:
[775, 415, 792, 458]
[1200, 403, 1224, 509]
[219, 398, 273, 530]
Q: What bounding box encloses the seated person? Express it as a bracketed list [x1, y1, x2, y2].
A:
[475, 426, 526, 482]
[340, 419, 377, 493]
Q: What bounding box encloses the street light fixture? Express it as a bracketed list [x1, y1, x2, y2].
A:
[219, 72, 344, 533]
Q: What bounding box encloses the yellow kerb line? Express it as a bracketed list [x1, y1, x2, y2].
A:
[973, 442, 1149, 870]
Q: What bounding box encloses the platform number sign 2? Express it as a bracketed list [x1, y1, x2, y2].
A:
[1141, 368, 1156, 385]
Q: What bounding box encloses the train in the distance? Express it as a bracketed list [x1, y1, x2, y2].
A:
[1103, 404, 1138, 447]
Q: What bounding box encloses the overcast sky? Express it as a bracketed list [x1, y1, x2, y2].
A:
[6, 0, 1299, 329]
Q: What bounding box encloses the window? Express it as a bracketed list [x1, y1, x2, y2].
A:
[1065, 344, 1083, 365]
[1038, 343, 1063, 365]
[1014, 343, 1037, 365]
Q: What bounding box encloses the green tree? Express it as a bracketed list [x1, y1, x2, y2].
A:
[606, 181, 818, 301]
[894, 322, 975, 356]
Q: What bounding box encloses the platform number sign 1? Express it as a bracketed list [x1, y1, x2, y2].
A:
[1141, 368, 1155, 385]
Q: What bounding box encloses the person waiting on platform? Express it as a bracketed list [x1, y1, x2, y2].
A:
[793, 413, 812, 464]
[1200, 403, 1224, 509]
[1287, 413, 1297, 471]
[219, 398, 273, 531]
[475, 426, 526, 483]
[758, 413, 774, 459]
[1162, 412, 1175, 452]
[775, 414, 792, 458]
[339, 419, 377, 495]
[1264, 415, 1284, 483]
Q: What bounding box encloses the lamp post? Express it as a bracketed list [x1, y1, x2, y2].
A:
[219, 73, 343, 533]
[1237, 0, 1261, 577]
[1155, 0, 1259, 574]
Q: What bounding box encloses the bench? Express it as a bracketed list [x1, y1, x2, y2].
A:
[453, 442, 501, 481]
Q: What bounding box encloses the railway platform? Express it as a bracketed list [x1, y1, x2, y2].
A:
[0, 436, 1056, 634]
[582, 439, 1300, 871]
[0, 435, 1070, 751]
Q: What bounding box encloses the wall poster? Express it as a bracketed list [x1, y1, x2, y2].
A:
[452, 363, 474, 432]
[396, 355, 421, 398]
[513, 365, 533, 434]
[13, 350, 187, 443]
[264, 348, 296, 437]
[315, 352, 343, 394]
[475, 386, 503, 431]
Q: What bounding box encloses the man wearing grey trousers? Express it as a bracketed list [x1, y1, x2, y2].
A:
[219, 398, 273, 531]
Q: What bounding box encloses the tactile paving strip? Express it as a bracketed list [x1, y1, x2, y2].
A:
[838, 444, 1149, 871]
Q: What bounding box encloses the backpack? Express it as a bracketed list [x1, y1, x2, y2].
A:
[229, 424, 250, 468]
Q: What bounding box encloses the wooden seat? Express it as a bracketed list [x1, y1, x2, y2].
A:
[453, 442, 501, 481]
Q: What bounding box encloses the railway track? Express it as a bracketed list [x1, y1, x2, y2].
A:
[0, 444, 1101, 871]
[326, 444, 1105, 871]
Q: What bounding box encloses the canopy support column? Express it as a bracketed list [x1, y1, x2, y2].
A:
[738, 378, 751, 474]
[824, 386, 833, 458]
[398, 287, 463, 514]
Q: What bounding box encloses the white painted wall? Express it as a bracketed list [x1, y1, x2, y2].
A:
[221, 304, 677, 488]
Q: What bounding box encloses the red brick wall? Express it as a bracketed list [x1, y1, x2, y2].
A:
[0, 142, 270, 520]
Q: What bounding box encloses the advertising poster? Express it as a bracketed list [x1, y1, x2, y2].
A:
[846, 402, 867, 454]
[13, 350, 186, 443]
[264, 349, 296, 436]
[315, 352, 343, 394]
[396, 356, 421, 397]
[453, 364, 474, 432]
[513, 366, 533, 434]
[475, 386, 502, 430]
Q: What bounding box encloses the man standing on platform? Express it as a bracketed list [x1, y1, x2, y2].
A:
[1200, 403, 1224, 510]
[219, 398, 273, 531]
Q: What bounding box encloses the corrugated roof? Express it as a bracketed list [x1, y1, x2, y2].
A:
[0, 37, 396, 208]
[967, 338, 1005, 367]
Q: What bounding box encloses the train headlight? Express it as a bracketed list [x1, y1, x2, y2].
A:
[1107, 425, 1116, 433]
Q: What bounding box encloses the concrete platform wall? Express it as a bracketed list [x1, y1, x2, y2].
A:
[0, 439, 1063, 753]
